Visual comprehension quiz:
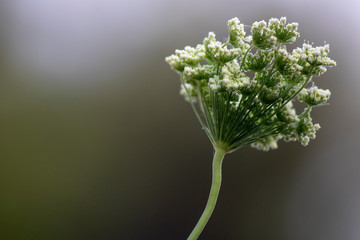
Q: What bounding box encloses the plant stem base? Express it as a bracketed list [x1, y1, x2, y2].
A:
[187, 148, 226, 240]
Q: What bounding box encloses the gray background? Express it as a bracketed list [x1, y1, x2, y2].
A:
[0, 0, 359, 239]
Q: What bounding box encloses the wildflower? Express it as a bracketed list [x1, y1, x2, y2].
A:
[165, 17, 335, 240]
[298, 86, 331, 106]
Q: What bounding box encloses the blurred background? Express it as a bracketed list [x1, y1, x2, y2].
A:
[0, 0, 359, 239]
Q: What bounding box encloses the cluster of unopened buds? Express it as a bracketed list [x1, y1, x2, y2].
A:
[166, 17, 336, 152]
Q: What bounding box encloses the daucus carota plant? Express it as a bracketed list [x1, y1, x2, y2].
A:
[165, 17, 335, 240]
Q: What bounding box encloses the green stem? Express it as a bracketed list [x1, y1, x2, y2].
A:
[187, 148, 226, 240]
[239, 44, 254, 71]
[222, 41, 230, 48]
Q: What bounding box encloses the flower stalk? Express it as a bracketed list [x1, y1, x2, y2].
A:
[187, 148, 225, 240]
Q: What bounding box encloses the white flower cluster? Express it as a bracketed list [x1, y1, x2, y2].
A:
[183, 65, 217, 81]
[245, 50, 273, 72]
[251, 21, 277, 50]
[166, 17, 335, 152]
[177, 45, 205, 65]
[228, 17, 248, 52]
[251, 134, 282, 151]
[276, 102, 299, 123]
[209, 60, 250, 92]
[268, 17, 299, 43]
[293, 43, 336, 76]
[165, 44, 205, 71]
[298, 86, 331, 106]
[283, 111, 321, 146]
[221, 60, 250, 91]
[206, 33, 242, 63]
[275, 46, 303, 76]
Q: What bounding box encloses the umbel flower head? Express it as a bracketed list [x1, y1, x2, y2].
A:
[166, 17, 335, 153]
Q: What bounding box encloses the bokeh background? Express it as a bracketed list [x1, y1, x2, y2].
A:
[0, 0, 359, 239]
